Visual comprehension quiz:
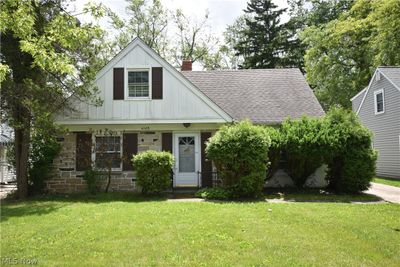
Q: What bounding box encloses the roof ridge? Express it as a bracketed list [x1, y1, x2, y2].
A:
[377, 66, 400, 68]
[181, 68, 300, 73]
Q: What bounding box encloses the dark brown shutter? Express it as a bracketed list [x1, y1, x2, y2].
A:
[76, 132, 92, 171]
[152, 67, 163, 99]
[123, 133, 138, 171]
[113, 68, 124, 100]
[201, 132, 213, 187]
[161, 133, 173, 153]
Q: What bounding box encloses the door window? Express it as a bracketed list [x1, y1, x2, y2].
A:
[178, 137, 195, 172]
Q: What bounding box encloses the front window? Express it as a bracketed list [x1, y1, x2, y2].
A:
[128, 70, 149, 98]
[95, 136, 121, 169]
[374, 89, 384, 114]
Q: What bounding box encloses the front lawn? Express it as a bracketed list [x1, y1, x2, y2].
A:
[1, 193, 399, 266]
[374, 177, 400, 188]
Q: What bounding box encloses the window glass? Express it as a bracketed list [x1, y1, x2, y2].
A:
[376, 92, 384, 113]
[95, 136, 121, 169]
[128, 71, 149, 97]
[178, 137, 195, 172]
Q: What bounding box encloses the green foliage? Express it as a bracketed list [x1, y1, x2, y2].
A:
[323, 108, 377, 193]
[264, 127, 282, 180]
[195, 187, 232, 200]
[234, 0, 288, 68]
[0, 0, 107, 198]
[28, 131, 61, 194]
[302, 0, 400, 109]
[281, 108, 377, 193]
[133, 150, 174, 194]
[206, 121, 271, 198]
[82, 169, 101, 194]
[281, 117, 324, 187]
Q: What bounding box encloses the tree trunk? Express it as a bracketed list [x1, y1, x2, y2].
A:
[14, 126, 30, 199]
[105, 168, 111, 193]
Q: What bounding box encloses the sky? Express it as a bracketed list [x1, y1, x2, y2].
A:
[73, 0, 290, 37]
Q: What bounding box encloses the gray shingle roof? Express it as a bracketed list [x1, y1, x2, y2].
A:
[182, 68, 325, 124]
[378, 67, 400, 89]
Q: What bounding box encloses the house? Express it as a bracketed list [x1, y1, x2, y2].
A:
[47, 37, 324, 193]
[0, 124, 15, 184]
[351, 67, 400, 179]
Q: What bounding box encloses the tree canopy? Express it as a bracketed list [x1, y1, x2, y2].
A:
[302, 0, 400, 109]
[0, 0, 105, 198]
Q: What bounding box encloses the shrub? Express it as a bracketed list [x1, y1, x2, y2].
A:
[83, 168, 100, 194]
[323, 108, 377, 193]
[195, 187, 232, 200]
[133, 150, 174, 194]
[281, 117, 324, 188]
[28, 131, 61, 194]
[206, 121, 271, 198]
[264, 127, 282, 180]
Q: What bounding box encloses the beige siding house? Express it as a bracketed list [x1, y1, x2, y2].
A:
[351, 67, 400, 179]
[48, 38, 324, 193]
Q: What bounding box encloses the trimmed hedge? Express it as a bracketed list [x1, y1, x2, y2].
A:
[133, 150, 174, 194]
[281, 117, 324, 187]
[264, 127, 282, 180]
[206, 121, 271, 198]
[323, 108, 377, 193]
[281, 108, 377, 193]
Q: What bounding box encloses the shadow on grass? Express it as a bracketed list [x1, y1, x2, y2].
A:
[0, 192, 171, 221]
[0, 188, 385, 221]
[263, 188, 383, 203]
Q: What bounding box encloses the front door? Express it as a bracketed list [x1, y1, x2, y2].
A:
[174, 133, 200, 187]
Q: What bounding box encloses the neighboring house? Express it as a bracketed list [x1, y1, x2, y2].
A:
[351, 67, 400, 179]
[48, 37, 324, 193]
[0, 124, 15, 184]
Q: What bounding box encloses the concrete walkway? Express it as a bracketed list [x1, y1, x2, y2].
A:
[365, 182, 400, 203]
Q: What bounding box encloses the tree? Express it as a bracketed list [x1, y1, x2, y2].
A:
[302, 0, 400, 109]
[0, 0, 105, 198]
[109, 0, 169, 58]
[171, 9, 218, 68]
[283, 0, 355, 71]
[234, 0, 287, 69]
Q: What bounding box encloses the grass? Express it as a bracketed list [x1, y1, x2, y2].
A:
[264, 188, 382, 202]
[1, 193, 399, 267]
[373, 177, 400, 188]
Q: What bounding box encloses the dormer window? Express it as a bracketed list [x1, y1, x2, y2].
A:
[374, 89, 384, 115]
[126, 68, 151, 99]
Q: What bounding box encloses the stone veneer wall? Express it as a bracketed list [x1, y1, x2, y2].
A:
[46, 132, 165, 193]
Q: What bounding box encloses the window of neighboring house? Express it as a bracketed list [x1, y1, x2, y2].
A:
[127, 69, 150, 98]
[95, 136, 122, 170]
[374, 89, 385, 115]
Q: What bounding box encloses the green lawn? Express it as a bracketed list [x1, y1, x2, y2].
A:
[374, 177, 400, 188]
[1, 193, 399, 267]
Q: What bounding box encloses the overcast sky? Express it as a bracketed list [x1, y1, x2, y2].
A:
[73, 0, 290, 36]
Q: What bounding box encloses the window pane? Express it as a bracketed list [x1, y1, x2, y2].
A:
[128, 71, 149, 97]
[377, 102, 383, 112]
[96, 153, 121, 169]
[95, 136, 121, 169]
[376, 92, 383, 112]
[178, 137, 195, 172]
[376, 93, 383, 102]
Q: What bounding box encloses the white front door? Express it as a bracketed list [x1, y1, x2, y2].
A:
[173, 133, 200, 187]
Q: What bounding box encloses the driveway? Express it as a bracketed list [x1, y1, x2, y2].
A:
[365, 182, 400, 203]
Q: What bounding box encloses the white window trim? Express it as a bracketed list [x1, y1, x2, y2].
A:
[125, 67, 152, 100]
[374, 89, 385, 115]
[92, 134, 123, 171]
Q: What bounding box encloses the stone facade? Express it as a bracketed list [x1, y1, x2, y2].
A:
[46, 132, 145, 193]
[138, 132, 162, 153]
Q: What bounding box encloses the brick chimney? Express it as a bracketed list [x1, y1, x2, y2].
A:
[181, 59, 192, 71]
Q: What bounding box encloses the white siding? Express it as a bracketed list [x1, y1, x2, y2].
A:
[357, 73, 400, 178]
[57, 44, 229, 123]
